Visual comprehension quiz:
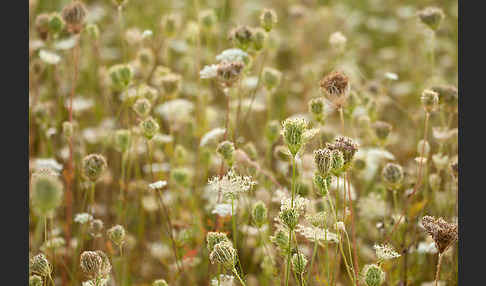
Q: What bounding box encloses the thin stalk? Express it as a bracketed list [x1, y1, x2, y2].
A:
[232, 198, 237, 249]
[233, 267, 247, 286]
[435, 253, 443, 286]
[90, 182, 96, 215]
[307, 237, 319, 284]
[285, 230, 293, 286]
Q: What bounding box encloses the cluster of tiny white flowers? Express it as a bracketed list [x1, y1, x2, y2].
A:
[148, 180, 168, 190]
[216, 48, 249, 63]
[374, 244, 401, 260]
[207, 169, 257, 200]
[296, 225, 339, 244]
[74, 213, 93, 224]
[200, 64, 219, 79]
[212, 203, 234, 217]
[280, 195, 310, 214]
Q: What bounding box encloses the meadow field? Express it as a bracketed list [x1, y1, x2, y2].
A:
[29, 0, 458, 285]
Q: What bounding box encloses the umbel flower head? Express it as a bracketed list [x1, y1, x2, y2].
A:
[207, 169, 256, 200]
[291, 253, 308, 276]
[30, 253, 52, 277]
[216, 61, 245, 87]
[107, 225, 126, 247]
[209, 241, 237, 269]
[140, 117, 160, 140]
[421, 216, 458, 254]
[152, 279, 169, 286]
[381, 163, 404, 189]
[361, 264, 385, 286]
[61, 0, 87, 33]
[281, 117, 318, 157]
[252, 201, 268, 228]
[373, 244, 401, 261]
[418, 7, 445, 31]
[206, 232, 230, 253]
[319, 71, 350, 108]
[326, 136, 358, 172]
[82, 154, 107, 182]
[31, 171, 63, 216]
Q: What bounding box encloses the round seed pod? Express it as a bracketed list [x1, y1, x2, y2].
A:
[206, 232, 230, 253]
[314, 148, 332, 176]
[132, 98, 152, 118]
[61, 0, 87, 34]
[229, 25, 253, 51]
[421, 89, 439, 113]
[291, 253, 308, 276]
[216, 141, 235, 167]
[107, 225, 126, 247]
[282, 117, 308, 157]
[114, 129, 131, 153]
[252, 201, 268, 228]
[109, 64, 133, 91]
[31, 173, 63, 216]
[30, 254, 52, 277]
[80, 251, 102, 279]
[29, 275, 43, 286]
[361, 264, 385, 286]
[82, 154, 107, 182]
[381, 163, 404, 189]
[140, 117, 159, 140]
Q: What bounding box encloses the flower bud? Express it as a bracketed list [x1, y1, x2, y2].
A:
[291, 253, 308, 276]
[251, 27, 267, 51]
[61, 0, 87, 34]
[418, 7, 445, 31]
[216, 141, 235, 167]
[48, 13, 65, 36]
[260, 8, 277, 32]
[30, 254, 52, 277]
[381, 163, 404, 189]
[133, 98, 152, 117]
[313, 173, 331, 196]
[82, 154, 107, 182]
[262, 67, 282, 90]
[31, 173, 63, 216]
[421, 89, 439, 113]
[252, 201, 268, 228]
[109, 64, 133, 91]
[361, 264, 385, 286]
[107, 225, 126, 247]
[140, 117, 159, 140]
[308, 97, 325, 123]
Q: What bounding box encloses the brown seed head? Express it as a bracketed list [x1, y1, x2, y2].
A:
[319, 71, 350, 107]
[421, 216, 458, 254]
[61, 1, 87, 33]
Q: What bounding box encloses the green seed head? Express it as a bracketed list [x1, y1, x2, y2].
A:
[107, 225, 126, 247]
[209, 241, 237, 269]
[279, 208, 299, 230]
[362, 264, 385, 286]
[313, 173, 331, 196]
[80, 251, 103, 279]
[281, 117, 308, 157]
[251, 27, 267, 51]
[140, 117, 160, 140]
[82, 154, 107, 182]
[260, 8, 278, 32]
[229, 25, 254, 51]
[381, 163, 404, 189]
[30, 254, 52, 277]
[85, 24, 100, 40]
[29, 275, 43, 286]
[216, 140, 235, 167]
[262, 67, 282, 90]
[252, 201, 268, 228]
[132, 98, 152, 118]
[309, 97, 325, 123]
[48, 13, 65, 36]
[114, 129, 131, 153]
[291, 253, 308, 276]
[206, 232, 230, 253]
[109, 64, 133, 91]
[314, 148, 333, 176]
[31, 172, 63, 216]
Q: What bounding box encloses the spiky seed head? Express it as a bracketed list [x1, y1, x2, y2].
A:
[381, 163, 404, 189]
[29, 275, 43, 286]
[418, 7, 445, 31]
[199, 9, 217, 29]
[281, 117, 308, 156]
[271, 229, 290, 252]
[431, 85, 458, 106]
[260, 8, 277, 32]
[95, 250, 112, 277]
[48, 13, 65, 36]
[421, 216, 458, 253]
[206, 232, 230, 253]
[274, 145, 292, 161]
[279, 208, 300, 230]
[326, 136, 358, 170]
[313, 173, 332, 196]
[30, 254, 52, 277]
[314, 148, 333, 176]
[107, 225, 126, 247]
[262, 67, 282, 91]
[61, 0, 87, 34]
[35, 13, 50, 40]
[209, 241, 237, 269]
[330, 149, 345, 174]
[140, 117, 159, 140]
[265, 120, 280, 143]
[132, 98, 152, 118]
[217, 61, 245, 87]
[229, 25, 254, 51]
[80, 251, 102, 279]
[362, 264, 385, 286]
[372, 121, 392, 141]
[252, 201, 268, 228]
[114, 129, 131, 153]
[160, 73, 181, 96]
[251, 27, 267, 51]
[82, 154, 107, 182]
[216, 141, 235, 167]
[153, 279, 169, 286]
[138, 84, 158, 102]
[309, 97, 325, 123]
[31, 172, 63, 216]
[109, 64, 133, 91]
[319, 71, 350, 107]
[85, 24, 100, 40]
[291, 253, 308, 276]
[421, 89, 439, 113]
[417, 140, 431, 157]
[62, 121, 74, 139]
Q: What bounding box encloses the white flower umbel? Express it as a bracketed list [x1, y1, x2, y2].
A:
[200, 127, 226, 147]
[280, 195, 310, 215]
[74, 213, 93, 224]
[374, 244, 401, 261]
[216, 48, 249, 64]
[207, 169, 256, 200]
[200, 64, 219, 79]
[149, 180, 168, 190]
[33, 158, 63, 173]
[212, 203, 234, 217]
[296, 225, 339, 244]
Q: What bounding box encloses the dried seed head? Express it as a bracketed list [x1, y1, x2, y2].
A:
[114, 129, 131, 153]
[418, 7, 445, 31]
[140, 117, 160, 140]
[133, 98, 152, 118]
[209, 241, 237, 269]
[265, 120, 280, 143]
[431, 85, 458, 106]
[308, 97, 325, 123]
[421, 89, 439, 113]
[381, 163, 404, 189]
[82, 154, 107, 182]
[217, 61, 245, 87]
[372, 121, 392, 141]
[229, 25, 254, 50]
[30, 254, 52, 277]
[271, 229, 290, 253]
[206, 232, 230, 253]
[252, 201, 268, 228]
[107, 225, 126, 247]
[314, 148, 333, 176]
[361, 264, 385, 286]
[326, 136, 358, 171]
[421, 216, 458, 253]
[260, 8, 277, 32]
[319, 71, 350, 108]
[61, 0, 87, 34]
[89, 219, 104, 237]
[31, 171, 64, 216]
[152, 279, 169, 286]
[29, 275, 43, 286]
[80, 251, 103, 279]
[313, 173, 332, 196]
[291, 253, 308, 276]
[216, 141, 235, 167]
[35, 13, 50, 40]
[109, 64, 133, 91]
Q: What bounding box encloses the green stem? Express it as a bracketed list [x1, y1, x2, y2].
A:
[233, 267, 247, 286]
[232, 198, 237, 249]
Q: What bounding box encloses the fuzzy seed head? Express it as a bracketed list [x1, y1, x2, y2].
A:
[381, 163, 404, 189]
[431, 85, 458, 106]
[209, 241, 237, 268]
[80, 251, 102, 279]
[107, 225, 126, 247]
[421, 89, 439, 113]
[418, 7, 445, 31]
[372, 121, 392, 141]
[61, 0, 87, 33]
[31, 172, 63, 216]
[82, 154, 107, 182]
[319, 71, 350, 107]
[217, 61, 245, 87]
[216, 141, 235, 166]
[252, 201, 268, 228]
[330, 149, 345, 174]
[133, 98, 152, 118]
[279, 208, 300, 230]
[362, 264, 385, 286]
[30, 254, 52, 277]
[326, 136, 358, 171]
[314, 148, 333, 176]
[140, 117, 160, 140]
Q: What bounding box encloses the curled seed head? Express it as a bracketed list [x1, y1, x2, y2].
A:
[206, 232, 230, 253]
[381, 163, 404, 189]
[252, 201, 268, 228]
[61, 0, 87, 34]
[421, 216, 458, 253]
[217, 61, 245, 87]
[140, 117, 160, 140]
[209, 241, 237, 268]
[319, 71, 350, 107]
[291, 253, 308, 276]
[80, 251, 102, 279]
[314, 148, 333, 176]
[279, 208, 299, 230]
[313, 173, 332, 196]
[330, 149, 345, 174]
[326, 136, 358, 170]
[30, 254, 52, 277]
[29, 275, 43, 286]
[361, 264, 385, 286]
[109, 64, 133, 91]
[281, 117, 308, 156]
[431, 85, 458, 106]
[107, 225, 126, 247]
[216, 141, 235, 166]
[82, 154, 107, 182]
